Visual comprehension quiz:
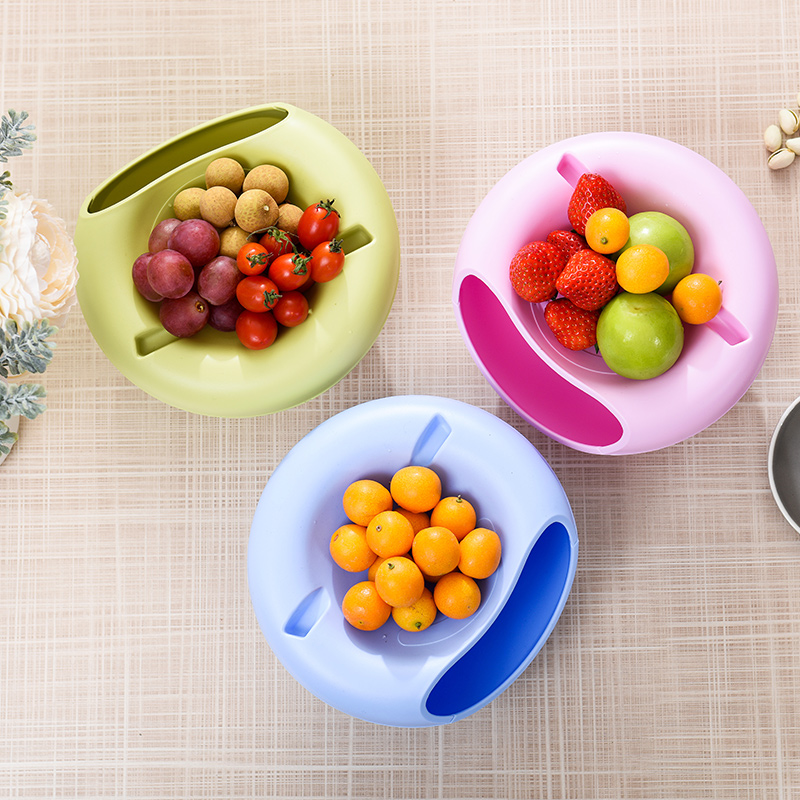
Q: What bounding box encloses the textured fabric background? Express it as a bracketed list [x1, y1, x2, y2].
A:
[2, 1, 800, 798]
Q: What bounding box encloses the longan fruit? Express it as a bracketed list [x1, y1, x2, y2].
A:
[218, 225, 251, 258]
[235, 189, 279, 233]
[242, 164, 289, 203]
[205, 157, 245, 193]
[199, 185, 237, 228]
[276, 203, 303, 235]
[173, 187, 205, 220]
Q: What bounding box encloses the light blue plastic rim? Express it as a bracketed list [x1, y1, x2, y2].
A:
[247, 395, 579, 727]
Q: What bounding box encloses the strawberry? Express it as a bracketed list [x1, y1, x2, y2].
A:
[567, 173, 627, 236]
[555, 249, 618, 311]
[546, 229, 589, 261]
[508, 241, 567, 303]
[544, 298, 600, 351]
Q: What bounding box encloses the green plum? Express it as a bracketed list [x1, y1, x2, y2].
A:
[618, 211, 694, 294]
[597, 292, 684, 380]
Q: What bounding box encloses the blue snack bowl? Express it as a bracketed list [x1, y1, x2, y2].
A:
[247, 395, 578, 727]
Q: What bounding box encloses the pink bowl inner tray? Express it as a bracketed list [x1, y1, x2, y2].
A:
[452, 132, 778, 455]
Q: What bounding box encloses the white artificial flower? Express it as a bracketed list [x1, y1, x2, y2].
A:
[0, 191, 79, 326]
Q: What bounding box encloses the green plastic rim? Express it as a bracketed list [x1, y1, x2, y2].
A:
[75, 104, 400, 417]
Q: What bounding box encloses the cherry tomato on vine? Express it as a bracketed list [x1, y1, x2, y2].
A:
[236, 242, 271, 276]
[268, 252, 313, 292]
[235, 310, 278, 350]
[236, 275, 282, 312]
[309, 238, 346, 283]
[259, 226, 296, 258]
[297, 199, 340, 250]
[273, 291, 310, 328]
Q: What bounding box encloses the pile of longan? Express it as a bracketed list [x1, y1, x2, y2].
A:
[176, 156, 302, 249]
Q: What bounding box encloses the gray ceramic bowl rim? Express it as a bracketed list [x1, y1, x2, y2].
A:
[768, 395, 800, 535]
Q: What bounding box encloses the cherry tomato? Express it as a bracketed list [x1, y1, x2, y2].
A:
[297, 272, 315, 293]
[259, 226, 296, 258]
[236, 275, 282, 312]
[237, 242, 271, 276]
[235, 310, 278, 350]
[297, 199, 340, 250]
[268, 252, 312, 292]
[273, 291, 309, 328]
[309, 238, 346, 283]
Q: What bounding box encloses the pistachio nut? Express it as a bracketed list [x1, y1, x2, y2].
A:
[768, 147, 796, 170]
[779, 108, 800, 135]
[764, 124, 783, 151]
[786, 137, 800, 155]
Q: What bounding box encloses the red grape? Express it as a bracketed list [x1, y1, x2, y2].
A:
[197, 256, 240, 306]
[148, 218, 181, 253]
[132, 252, 163, 302]
[159, 291, 209, 337]
[167, 219, 220, 268]
[147, 249, 194, 299]
[208, 297, 244, 332]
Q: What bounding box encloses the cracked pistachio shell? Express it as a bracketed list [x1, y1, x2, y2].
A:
[779, 108, 800, 135]
[768, 147, 796, 170]
[764, 124, 783, 151]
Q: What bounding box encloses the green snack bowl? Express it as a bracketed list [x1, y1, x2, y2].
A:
[75, 104, 400, 417]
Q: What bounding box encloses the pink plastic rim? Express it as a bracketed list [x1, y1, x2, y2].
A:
[452, 132, 778, 455]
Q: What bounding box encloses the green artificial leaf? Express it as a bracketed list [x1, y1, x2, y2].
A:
[0, 109, 35, 222]
[0, 381, 46, 421]
[0, 421, 17, 455]
[0, 110, 36, 163]
[0, 319, 57, 377]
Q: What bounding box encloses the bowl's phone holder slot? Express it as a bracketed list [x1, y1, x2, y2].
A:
[425, 519, 575, 717]
[339, 224, 373, 254]
[704, 306, 749, 345]
[134, 325, 176, 357]
[284, 587, 329, 638]
[87, 107, 290, 213]
[556, 152, 586, 187]
[410, 414, 452, 466]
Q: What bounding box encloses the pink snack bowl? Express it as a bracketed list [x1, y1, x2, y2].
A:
[452, 132, 778, 455]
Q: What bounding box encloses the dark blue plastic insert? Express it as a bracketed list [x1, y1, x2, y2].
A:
[425, 520, 573, 717]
